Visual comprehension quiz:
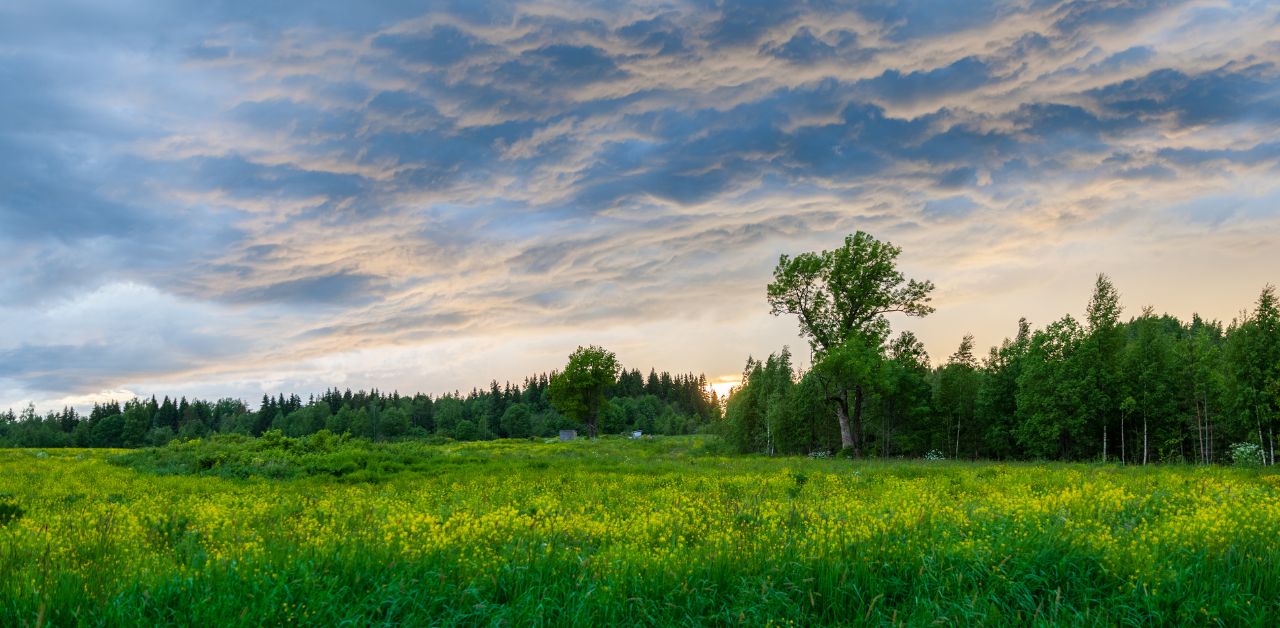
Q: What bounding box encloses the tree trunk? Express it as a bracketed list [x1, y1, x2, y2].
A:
[835, 397, 854, 452]
[851, 385, 865, 458]
[1195, 399, 1204, 464]
[1143, 411, 1149, 466]
[1120, 414, 1126, 464]
[1257, 409, 1265, 466]
[1203, 414, 1213, 465]
[954, 412, 961, 460]
[882, 399, 891, 458]
[765, 411, 774, 456]
[1205, 395, 1213, 463]
[1102, 422, 1107, 463]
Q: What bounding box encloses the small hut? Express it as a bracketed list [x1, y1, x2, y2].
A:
[559, 430, 577, 441]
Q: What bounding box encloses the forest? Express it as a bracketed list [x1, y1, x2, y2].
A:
[3, 233, 1277, 467]
[727, 281, 1279, 465]
[0, 369, 720, 449]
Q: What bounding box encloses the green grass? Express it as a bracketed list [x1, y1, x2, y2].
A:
[2, 437, 1279, 626]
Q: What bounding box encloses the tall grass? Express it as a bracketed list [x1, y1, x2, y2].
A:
[2, 437, 1278, 625]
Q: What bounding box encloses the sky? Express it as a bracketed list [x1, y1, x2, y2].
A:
[2, 0, 1279, 411]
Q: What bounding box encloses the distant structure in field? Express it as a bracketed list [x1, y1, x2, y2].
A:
[559, 430, 577, 441]
[630, 430, 643, 439]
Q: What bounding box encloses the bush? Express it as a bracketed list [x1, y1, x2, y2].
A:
[924, 449, 946, 461]
[1230, 442, 1264, 467]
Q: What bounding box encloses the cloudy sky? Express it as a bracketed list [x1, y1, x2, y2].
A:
[3, 0, 1279, 410]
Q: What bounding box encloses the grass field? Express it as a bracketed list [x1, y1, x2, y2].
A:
[2, 436, 1279, 626]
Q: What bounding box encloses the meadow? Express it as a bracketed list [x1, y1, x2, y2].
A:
[2, 435, 1279, 626]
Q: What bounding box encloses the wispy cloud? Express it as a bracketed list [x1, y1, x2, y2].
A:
[2, 0, 1279, 408]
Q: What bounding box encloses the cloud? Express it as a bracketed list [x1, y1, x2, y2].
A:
[221, 271, 388, 306]
[1087, 65, 1280, 128]
[859, 56, 996, 105]
[617, 15, 690, 56]
[706, 0, 801, 47]
[372, 24, 498, 67]
[3, 0, 1280, 409]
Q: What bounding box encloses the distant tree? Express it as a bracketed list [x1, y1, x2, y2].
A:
[1123, 309, 1180, 464]
[976, 319, 1031, 459]
[409, 394, 434, 432]
[724, 350, 796, 454]
[548, 345, 620, 438]
[121, 401, 152, 448]
[1226, 285, 1280, 464]
[350, 407, 374, 439]
[936, 334, 979, 459]
[1179, 316, 1225, 463]
[872, 331, 933, 457]
[767, 231, 935, 457]
[381, 406, 410, 439]
[453, 419, 477, 441]
[433, 396, 465, 436]
[327, 405, 358, 435]
[500, 403, 534, 439]
[1016, 315, 1087, 459]
[1082, 274, 1125, 462]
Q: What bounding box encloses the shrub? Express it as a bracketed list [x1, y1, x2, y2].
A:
[1230, 442, 1264, 467]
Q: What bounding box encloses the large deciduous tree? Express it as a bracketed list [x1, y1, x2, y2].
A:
[767, 231, 935, 457]
[548, 345, 620, 438]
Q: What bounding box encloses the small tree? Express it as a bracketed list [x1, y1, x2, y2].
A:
[548, 345, 620, 438]
[500, 404, 534, 439]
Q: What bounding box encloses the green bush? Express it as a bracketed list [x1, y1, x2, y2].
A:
[1230, 442, 1264, 467]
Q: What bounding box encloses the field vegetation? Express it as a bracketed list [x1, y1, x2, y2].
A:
[3, 436, 1280, 625]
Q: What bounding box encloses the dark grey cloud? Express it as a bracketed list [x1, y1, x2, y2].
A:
[1051, 0, 1186, 33]
[494, 44, 627, 87]
[859, 56, 996, 105]
[617, 15, 690, 56]
[1087, 65, 1280, 128]
[1157, 141, 1280, 168]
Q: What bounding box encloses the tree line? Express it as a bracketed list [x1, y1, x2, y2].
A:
[725, 232, 1280, 465]
[5, 230, 1275, 466]
[0, 368, 720, 448]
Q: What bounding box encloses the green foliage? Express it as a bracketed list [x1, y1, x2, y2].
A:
[500, 404, 534, 439]
[1230, 442, 1264, 467]
[2, 265, 1277, 469]
[7, 443, 1280, 625]
[767, 231, 935, 353]
[935, 334, 979, 459]
[547, 345, 620, 438]
[1015, 316, 1087, 459]
[767, 231, 935, 457]
[0, 498, 22, 527]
